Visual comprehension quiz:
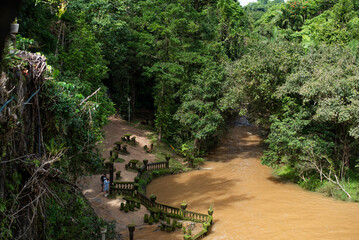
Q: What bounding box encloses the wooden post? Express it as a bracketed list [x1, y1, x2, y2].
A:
[165, 156, 170, 168]
[109, 162, 114, 195]
[143, 159, 148, 171]
[128, 224, 135, 240]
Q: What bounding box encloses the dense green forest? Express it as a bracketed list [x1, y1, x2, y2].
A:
[2, 0, 359, 238]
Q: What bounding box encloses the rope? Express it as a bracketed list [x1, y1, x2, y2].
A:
[0, 97, 15, 114]
[23, 88, 41, 105]
[0, 88, 41, 114]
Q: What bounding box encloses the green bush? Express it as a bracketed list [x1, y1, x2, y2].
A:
[160, 224, 165, 231]
[148, 216, 154, 225]
[299, 177, 322, 191]
[172, 220, 177, 231]
[177, 222, 182, 229]
[275, 165, 297, 180]
[120, 202, 125, 211]
[46, 184, 117, 240]
[154, 213, 160, 222]
[144, 214, 149, 223]
[115, 158, 125, 163]
[129, 202, 135, 211]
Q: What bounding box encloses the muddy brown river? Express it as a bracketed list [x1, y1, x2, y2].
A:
[135, 126, 359, 239]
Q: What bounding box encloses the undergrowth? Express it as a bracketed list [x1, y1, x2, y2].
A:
[274, 164, 359, 202]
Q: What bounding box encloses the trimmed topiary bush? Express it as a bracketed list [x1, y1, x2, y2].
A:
[150, 194, 157, 202]
[148, 216, 154, 225]
[177, 222, 182, 229]
[115, 158, 125, 163]
[144, 214, 149, 223]
[160, 224, 165, 231]
[129, 202, 135, 211]
[115, 171, 121, 180]
[154, 213, 159, 222]
[122, 145, 128, 152]
[172, 220, 177, 231]
[120, 202, 125, 211]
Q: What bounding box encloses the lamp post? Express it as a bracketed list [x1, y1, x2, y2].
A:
[127, 96, 131, 123]
[100, 227, 107, 240]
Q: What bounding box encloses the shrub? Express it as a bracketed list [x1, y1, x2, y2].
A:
[154, 213, 159, 222]
[299, 177, 322, 191]
[172, 220, 177, 231]
[120, 202, 125, 211]
[124, 204, 129, 213]
[144, 214, 149, 223]
[115, 171, 121, 180]
[122, 145, 128, 152]
[275, 165, 297, 181]
[160, 224, 165, 231]
[115, 158, 125, 163]
[148, 216, 154, 225]
[177, 222, 182, 229]
[129, 202, 135, 211]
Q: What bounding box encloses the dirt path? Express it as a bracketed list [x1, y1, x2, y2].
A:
[78, 116, 156, 233]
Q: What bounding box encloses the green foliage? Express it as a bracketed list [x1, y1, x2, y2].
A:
[299, 177, 322, 190]
[217, 0, 247, 58]
[16, 35, 36, 51]
[148, 216, 154, 225]
[46, 184, 116, 240]
[18, 0, 58, 53]
[275, 165, 298, 180]
[144, 214, 149, 223]
[60, 17, 108, 85]
[42, 74, 115, 179]
[221, 41, 302, 127]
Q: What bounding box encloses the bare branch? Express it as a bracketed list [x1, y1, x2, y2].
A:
[78, 87, 101, 106]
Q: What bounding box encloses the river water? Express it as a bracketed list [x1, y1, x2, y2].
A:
[137, 126, 359, 239]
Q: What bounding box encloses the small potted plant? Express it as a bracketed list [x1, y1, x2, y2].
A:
[143, 159, 148, 165]
[208, 203, 214, 216]
[180, 200, 188, 211]
[10, 18, 19, 34]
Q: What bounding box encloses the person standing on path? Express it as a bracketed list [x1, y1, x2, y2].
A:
[103, 177, 110, 197]
[101, 173, 107, 192]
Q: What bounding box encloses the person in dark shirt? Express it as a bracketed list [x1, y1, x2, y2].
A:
[100, 174, 107, 192]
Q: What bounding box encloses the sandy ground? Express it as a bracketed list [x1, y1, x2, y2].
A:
[78, 116, 156, 234]
[79, 116, 205, 239]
